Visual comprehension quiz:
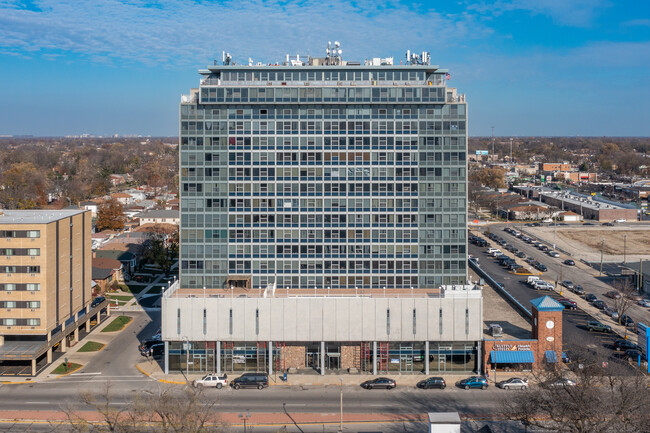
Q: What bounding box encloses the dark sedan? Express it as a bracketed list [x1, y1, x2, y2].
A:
[613, 339, 641, 352]
[592, 300, 606, 310]
[564, 259, 575, 266]
[361, 377, 396, 390]
[557, 298, 577, 310]
[585, 293, 598, 302]
[417, 377, 446, 389]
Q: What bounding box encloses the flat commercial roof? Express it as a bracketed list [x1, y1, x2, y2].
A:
[0, 209, 86, 224]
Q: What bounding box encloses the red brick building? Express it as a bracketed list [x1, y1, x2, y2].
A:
[482, 296, 564, 373]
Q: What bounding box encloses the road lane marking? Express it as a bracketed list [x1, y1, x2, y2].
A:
[70, 372, 102, 376]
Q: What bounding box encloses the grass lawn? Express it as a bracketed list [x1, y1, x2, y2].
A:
[108, 295, 133, 302]
[78, 341, 105, 352]
[52, 362, 82, 375]
[101, 316, 132, 332]
[123, 284, 147, 295]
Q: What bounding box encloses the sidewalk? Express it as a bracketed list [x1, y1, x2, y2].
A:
[136, 357, 530, 387]
[1, 311, 128, 383]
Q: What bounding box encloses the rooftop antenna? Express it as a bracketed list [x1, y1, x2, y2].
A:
[326, 41, 343, 65]
[222, 51, 232, 66]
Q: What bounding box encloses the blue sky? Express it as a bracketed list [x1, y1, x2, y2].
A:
[0, 0, 648, 137]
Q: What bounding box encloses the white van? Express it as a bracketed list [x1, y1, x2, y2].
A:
[526, 276, 540, 286]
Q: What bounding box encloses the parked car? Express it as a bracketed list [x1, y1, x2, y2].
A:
[619, 315, 635, 327]
[231, 372, 269, 390]
[613, 339, 641, 352]
[603, 307, 619, 320]
[90, 296, 106, 308]
[604, 291, 621, 299]
[572, 285, 585, 296]
[535, 263, 548, 272]
[614, 218, 627, 223]
[497, 377, 529, 390]
[564, 259, 575, 266]
[547, 377, 577, 387]
[602, 222, 615, 226]
[557, 298, 577, 310]
[548, 251, 560, 258]
[587, 321, 612, 333]
[138, 339, 163, 352]
[193, 373, 228, 389]
[141, 342, 164, 357]
[585, 294, 598, 303]
[592, 300, 606, 310]
[561, 280, 574, 289]
[516, 251, 526, 258]
[638, 299, 650, 307]
[416, 377, 446, 389]
[362, 377, 397, 390]
[458, 376, 489, 390]
[615, 349, 646, 362]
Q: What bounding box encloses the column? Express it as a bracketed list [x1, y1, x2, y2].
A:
[0, 335, 4, 346]
[164, 341, 169, 375]
[372, 341, 377, 376]
[47, 347, 52, 364]
[425, 341, 430, 375]
[106, 306, 111, 317]
[268, 341, 273, 376]
[61, 335, 67, 353]
[74, 327, 79, 343]
[476, 342, 482, 376]
[31, 359, 37, 377]
[85, 318, 91, 332]
[320, 341, 325, 375]
[216, 341, 221, 374]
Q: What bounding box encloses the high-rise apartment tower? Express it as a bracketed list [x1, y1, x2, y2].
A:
[179, 49, 467, 292]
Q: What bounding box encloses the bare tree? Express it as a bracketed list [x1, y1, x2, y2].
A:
[501, 347, 650, 433]
[60, 383, 226, 432]
[612, 279, 637, 327]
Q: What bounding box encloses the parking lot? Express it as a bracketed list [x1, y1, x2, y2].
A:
[469, 226, 648, 370]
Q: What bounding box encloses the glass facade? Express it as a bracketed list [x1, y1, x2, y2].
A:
[180, 65, 467, 290]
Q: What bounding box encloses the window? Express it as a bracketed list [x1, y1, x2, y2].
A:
[413, 309, 417, 335]
[3, 318, 16, 326]
[26, 283, 40, 291]
[255, 309, 259, 335]
[203, 308, 207, 335]
[28, 301, 40, 309]
[4, 301, 16, 309]
[177, 308, 181, 334]
[27, 318, 40, 326]
[386, 309, 391, 335]
[229, 309, 233, 334]
[27, 249, 39, 256]
[27, 231, 40, 238]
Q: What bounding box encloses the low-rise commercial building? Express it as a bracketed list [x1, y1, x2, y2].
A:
[161, 283, 483, 375]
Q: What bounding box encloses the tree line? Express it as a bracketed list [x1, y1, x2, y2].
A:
[0, 137, 178, 210]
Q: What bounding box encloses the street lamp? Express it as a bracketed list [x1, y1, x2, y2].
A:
[238, 412, 251, 433]
[624, 235, 627, 264]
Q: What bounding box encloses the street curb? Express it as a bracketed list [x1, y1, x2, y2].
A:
[100, 315, 134, 333]
[54, 364, 84, 378]
[0, 380, 34, 385]
[135, 364, 186, 385]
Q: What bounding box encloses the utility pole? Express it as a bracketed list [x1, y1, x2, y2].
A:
[339, 378, 343, 433]
[600, 239, 605, 276]
[491, 126, 495, 160]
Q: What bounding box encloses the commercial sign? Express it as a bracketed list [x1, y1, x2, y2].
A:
[475, 150, 489, 155]
[493, 343, 532, 351]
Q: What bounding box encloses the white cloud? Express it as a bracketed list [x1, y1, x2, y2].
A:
[0, 0, 492, 66]
[470, 0, 611, 27]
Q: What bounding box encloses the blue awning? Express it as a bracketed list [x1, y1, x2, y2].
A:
[545, 350, 558, 363]
[490, 350, 535, 364]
